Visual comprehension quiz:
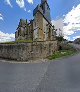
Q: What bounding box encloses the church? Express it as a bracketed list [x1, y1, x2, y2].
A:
[15, 0, 56, 41]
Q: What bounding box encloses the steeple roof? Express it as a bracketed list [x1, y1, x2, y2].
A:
[41, 0, 47, 3]
[33, 0, 51, 23]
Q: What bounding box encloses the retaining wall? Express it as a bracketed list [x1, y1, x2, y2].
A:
[0, 41, 58, 61]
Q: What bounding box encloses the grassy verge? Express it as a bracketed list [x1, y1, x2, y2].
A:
[48, 50, 77, 60]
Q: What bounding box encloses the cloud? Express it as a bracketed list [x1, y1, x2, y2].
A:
[52, 4, 80, 40]
[16, 0, 26, 11]
[28, 10, 31, 13]
[0, 31, 15, 42]
[27, 0, 33, 4]
[0, 13, 3, 21]
[5, 0, 13, 7]
[51, 18, 64, 36]
[73, 36, 80, 40]
[64, 35, 70, 40]
[63, 4, 80, 40]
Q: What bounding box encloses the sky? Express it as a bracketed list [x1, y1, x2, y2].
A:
[0, 0, 80, 42]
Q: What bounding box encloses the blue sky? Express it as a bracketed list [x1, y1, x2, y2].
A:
[0, 0, 80, 42]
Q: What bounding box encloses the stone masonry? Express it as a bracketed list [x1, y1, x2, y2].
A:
[0, 41, 58, 61]
[0, 0, 58, 61]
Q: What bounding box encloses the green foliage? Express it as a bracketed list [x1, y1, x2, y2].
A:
[1, 40, 33, 44]
[68, 41, 73, 43]
[56, 36, 66, 41]
[48, 50, 76, 60]
[16, 40, 33, 43]
[59, 43, 76, 51]
[74, 38, 80, 44]
[1, 41, 16, 44]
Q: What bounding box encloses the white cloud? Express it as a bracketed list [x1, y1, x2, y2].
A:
[28, 10, 31, 13]
[51, 18, 64, 36]
[0, 31, 15, 42]
[24, 8, 26, 11]
[27, 0, 33, 4]
[0, 13, 3, 21]
[52, 4, 80, 41]
[63, 4, 80, 40]
[16, 0, 26, 11]
[73, 36, 80, 40]
[5, 0, 13, 7]
[64, 35, 70, 40]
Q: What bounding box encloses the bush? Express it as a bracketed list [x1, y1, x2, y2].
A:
[56, 36, 66, 41]
[58, 42, 76, 51]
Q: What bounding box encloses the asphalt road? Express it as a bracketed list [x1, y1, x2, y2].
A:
[0, 61, 49, 92]
[35, 53, 80, 92]
[0, 44, 80, 92]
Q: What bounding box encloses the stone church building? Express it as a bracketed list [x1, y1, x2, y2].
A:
[15, 0, 56, 41]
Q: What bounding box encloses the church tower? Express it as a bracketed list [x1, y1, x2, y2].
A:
[41, 0, 51, 22]
[41, 0, 47, 3]
[16, 0, 55, 41]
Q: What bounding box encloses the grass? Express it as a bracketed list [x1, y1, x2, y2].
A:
[2, 41, 16, 44]
[48, 50, 77, 60]
[16, 40, 33, 43]
[0, 40, 33, 44]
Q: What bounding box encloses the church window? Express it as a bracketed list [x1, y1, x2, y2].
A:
[35, 22, 36, 27]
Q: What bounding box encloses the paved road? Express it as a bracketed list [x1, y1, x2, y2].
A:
[0, 61, 49, 92]
[35, 53, 80, 92]
[0, 44, 80, 92]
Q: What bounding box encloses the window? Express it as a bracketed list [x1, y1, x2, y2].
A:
[35, 22, 36, 27]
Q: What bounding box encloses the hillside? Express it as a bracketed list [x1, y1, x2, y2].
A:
[74, 38, 80, 44]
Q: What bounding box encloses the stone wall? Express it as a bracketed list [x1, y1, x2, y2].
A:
[0, 41, 58, 61]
